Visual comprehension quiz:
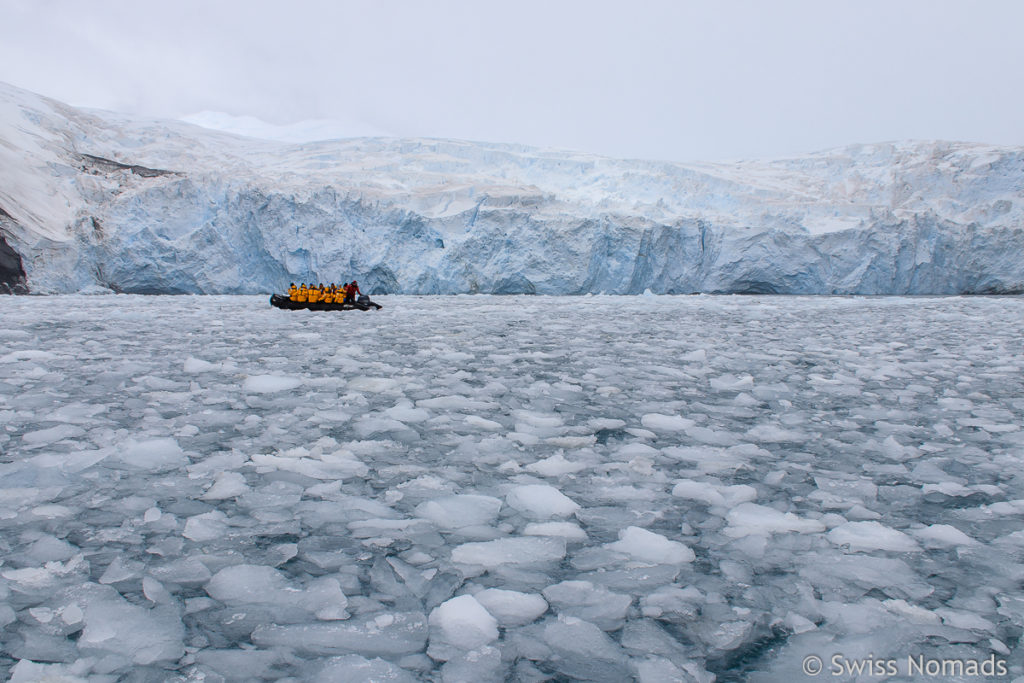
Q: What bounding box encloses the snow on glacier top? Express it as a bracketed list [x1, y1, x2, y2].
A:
[2, 78, 1021, 243]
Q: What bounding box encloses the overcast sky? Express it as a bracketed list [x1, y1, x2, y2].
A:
[2, 0, 1022, 162]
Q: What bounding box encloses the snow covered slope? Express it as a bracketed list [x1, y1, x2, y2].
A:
[1, 80, 1022, 294]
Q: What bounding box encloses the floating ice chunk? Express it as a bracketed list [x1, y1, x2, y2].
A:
[543, 615, 631, 682]
[250, 450, 368, 480]
[78, 590, 184, 667]
[546, 435, 598, 449]
[634, 656, 692, 683]
[525, 453, 587, 477]
[183, 510, 229, 542]
[417, 395, 495, 411]
[512, 410, 564, 428]
[310, 655, 419, 683]
[641, 414, 695, 432]
[911, 523, 980, 547]
[3, 555, 88, 589]
[201, 471, 249, 500]
[938, 397, 974, 411]
[194, 648, 283, 681]
[542, 580, 632, 631]
[206, 564, 349, 619]
[451, 537, 567, 569]
[883, 599, 941, 624]
[921, 481, 974, 497]
[605, 526, 695, 564]
[416, 494, 503, 530]
[802, 553, 934, 600]
[505, 484, 580, 518]
[639, 585, 702, 621]
[206, 564, 288, 604]
[150, 556, 213, 586]
[474, 588, 549, 627]
[845, 504, 882, 520]
[685, 425, 739, 447]
[440, 644, 503, 682]
[252, 612, 428, 657]
[523, 521, 588, 540]
[27, 504, 74, 519]
[672, 480, 757, 507]
[589, 417, 627, 431]
[242, 374, 303, 393]
[671, 480, 723, 506]
[26, 535, 77, 563]
[936, 608, 997, 633]
[682, 348, 707, 362]
[9, 661, 94, 682]
[113, 437, 188, 472]
[427, 595, 499, 660]
[22, 424, 85, 445]
[827, 521, 922, 552]
[0, 349, 56, 363]
[724, 503, 825, 537]
[384, 401, 431, 423]
[745, 424, 811, 443]
[464, 415, 503, 431]
[348, 376, 402, 393]
[183, 356, 218, 373]
[353, 415, 413, 438]
[880, 435, 918, 461]
[142, 576, 174, 604]
[99, 555, 144, 584]
[0, 486, 65, 520]
[710, 373, 754, 391]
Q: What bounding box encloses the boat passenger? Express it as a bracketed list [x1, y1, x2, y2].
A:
[297, 283, 308, 302]
[288, 283, 298, 301]
[345, 280, 361, 303]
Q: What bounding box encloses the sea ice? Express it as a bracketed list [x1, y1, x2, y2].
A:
[505, 484, 581, 518]
[724, 503, 825, 537]
[415, 494, 503, 530]
[605, 526, 695, 564]
[1, 294, 1021, 681]
[427, 594, 499, 660]
[473, 588, 549, 627]
[827, 521, 922, 552]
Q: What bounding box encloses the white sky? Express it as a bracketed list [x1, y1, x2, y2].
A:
[2, 0, 1022, 162]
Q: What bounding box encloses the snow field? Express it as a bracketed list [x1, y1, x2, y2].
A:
[0, 294, 1022, 680]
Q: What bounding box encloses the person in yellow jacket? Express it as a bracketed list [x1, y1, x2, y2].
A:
[288, 283, 298, 301]
[309, 285, 320, 304]
[297, 283, 308, 302]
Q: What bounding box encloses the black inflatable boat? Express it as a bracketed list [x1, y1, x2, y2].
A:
[270, 294, 382, 311]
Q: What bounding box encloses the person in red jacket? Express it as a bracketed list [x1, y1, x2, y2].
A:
[344, 280, 360, 304]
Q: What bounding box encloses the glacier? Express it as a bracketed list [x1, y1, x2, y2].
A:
[0, 80, 1023, 295]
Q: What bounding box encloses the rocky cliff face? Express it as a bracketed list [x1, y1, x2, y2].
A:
[1, 81, 1022, 295]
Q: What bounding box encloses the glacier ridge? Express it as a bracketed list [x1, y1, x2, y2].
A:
[0, 81, 1022, 295]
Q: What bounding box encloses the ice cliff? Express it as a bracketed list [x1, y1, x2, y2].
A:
[1, 80, 1022, 295]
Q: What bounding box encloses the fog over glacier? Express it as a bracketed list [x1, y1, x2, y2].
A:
[2, 294, 1023, 681]
[1, 81, 1023, 297]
